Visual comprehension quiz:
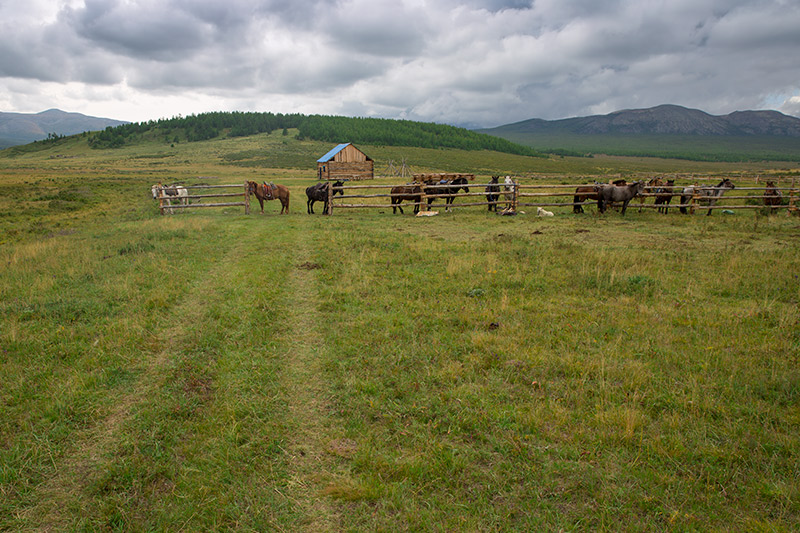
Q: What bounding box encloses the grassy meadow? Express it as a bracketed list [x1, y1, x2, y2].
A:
[1, 131, 799, 531]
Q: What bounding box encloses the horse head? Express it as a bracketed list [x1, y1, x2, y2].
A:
[332, 180, 345, 196]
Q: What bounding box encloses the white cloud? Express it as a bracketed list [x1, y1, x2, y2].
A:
[0, 0, 798, 126]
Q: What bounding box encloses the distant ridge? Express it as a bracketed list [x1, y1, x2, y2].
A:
[0, 109, 128, 148]
[480, 104, 800, 137]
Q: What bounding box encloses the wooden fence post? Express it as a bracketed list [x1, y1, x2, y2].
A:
[157, 183, 166, 215]
[513, 179, 519, 212]
[244, 182, 250, 215]
[789, 188, 798, 215]
[326, 180, 333, 215]
[690, 185, 699, 215]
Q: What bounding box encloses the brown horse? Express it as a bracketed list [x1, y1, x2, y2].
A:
[764, 181, 783, 212]
[247, 181, 290, 214]
[391, 183, 423, 214]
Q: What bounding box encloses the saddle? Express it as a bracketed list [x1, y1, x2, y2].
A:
[261, 182, 276, 200]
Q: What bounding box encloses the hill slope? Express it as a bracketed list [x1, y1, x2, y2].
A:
[0, 109, 128, 148]
[478, 105, 800, 162]
[482, 104, 800, 136]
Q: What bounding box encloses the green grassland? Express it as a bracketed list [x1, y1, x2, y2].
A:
[1, 132, 799, 531]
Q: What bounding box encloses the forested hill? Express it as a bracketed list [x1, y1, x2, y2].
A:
[87, 112, 544, 157]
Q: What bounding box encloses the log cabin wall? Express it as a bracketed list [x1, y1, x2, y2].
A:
[317, 143, 374, 180]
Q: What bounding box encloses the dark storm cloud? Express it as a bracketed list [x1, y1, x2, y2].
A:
[1, 0, 799, 125]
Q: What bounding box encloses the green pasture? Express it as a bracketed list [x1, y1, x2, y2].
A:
[1, 134, 799, 531]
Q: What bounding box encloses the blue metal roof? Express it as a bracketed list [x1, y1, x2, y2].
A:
[317, 143, 351, 163]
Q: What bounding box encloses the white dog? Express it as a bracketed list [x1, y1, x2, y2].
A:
[537, 207, 554, 217]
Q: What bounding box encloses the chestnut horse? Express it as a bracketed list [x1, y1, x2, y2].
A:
[391, 183, 423, 214]
[247, 181, 290, 214]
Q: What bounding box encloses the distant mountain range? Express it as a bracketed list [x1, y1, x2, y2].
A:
[479, 104, 800, 137]
[0, 109, 128, 149]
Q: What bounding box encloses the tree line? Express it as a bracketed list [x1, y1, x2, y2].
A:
[87, 112, 545, 157]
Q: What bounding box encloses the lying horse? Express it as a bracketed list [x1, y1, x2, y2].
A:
[151, 184, 189, 214]
[247, 180, 290, 214]
[390, 183, 423, 214]
[597, 181, 645, 215]
[426, 176, 470, 212]
[486, 176, 501, 212]
[306, 180, 343, 214]
[679, 178, 735, 216]
[764, 181, 783, 212]
[654, 179, 676, 214]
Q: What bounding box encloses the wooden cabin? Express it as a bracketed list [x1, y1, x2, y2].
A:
[317, 143, 374, 181]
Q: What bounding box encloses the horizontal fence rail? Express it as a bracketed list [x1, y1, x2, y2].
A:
[153, 178, 798, 217]
[155, 182, 250, 215]
[325, 180, 798, 216]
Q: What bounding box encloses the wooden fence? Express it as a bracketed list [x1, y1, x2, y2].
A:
[156, 183, 249, 215]
[324, 180, 799, 215]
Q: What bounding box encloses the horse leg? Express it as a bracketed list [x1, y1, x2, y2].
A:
[573, 194, 585, 214]
[621, 199, 630, 216]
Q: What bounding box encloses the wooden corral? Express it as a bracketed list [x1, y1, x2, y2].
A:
[318, 178, 799, 216]
[155, 183, 249, 215]
[317, 143, 374, 181]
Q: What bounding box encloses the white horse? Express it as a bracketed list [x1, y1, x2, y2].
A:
[537, 207, 554, 217]
[503, 176, 515, 210]
[679, 178, 735, 216]
[152, 184, 189, 213]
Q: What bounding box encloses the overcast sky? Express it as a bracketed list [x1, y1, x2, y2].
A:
[1, 0, 799, 128]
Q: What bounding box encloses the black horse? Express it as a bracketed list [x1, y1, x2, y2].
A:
[306, 180, 344, 214]
[654, 179, 675, 214]
[486, 176, 501, 212]
[426, 177, 470, 212]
